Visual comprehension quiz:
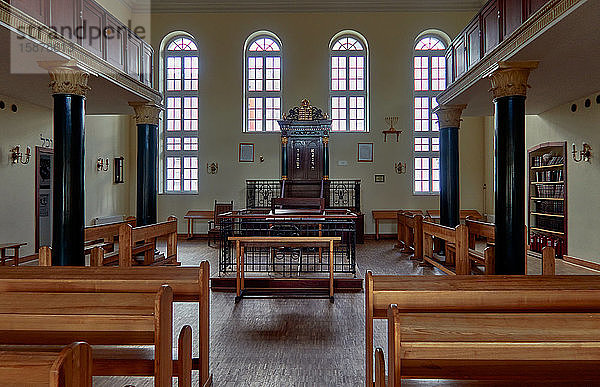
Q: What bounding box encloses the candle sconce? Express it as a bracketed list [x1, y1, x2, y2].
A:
[572, 142, 592, 163]
[9, 145, 31, 165]
[394, 162, 407, 174]
[114, 157, 124, 183]
[207, 162, 218, 174]
[96, 157, 109, 172]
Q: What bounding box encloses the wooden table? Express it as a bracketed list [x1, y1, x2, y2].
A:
[184, 210, 214, 239]
[372, 210, 399, 240]
[0, 243, 26, 266]
[228, 236, 341, 303]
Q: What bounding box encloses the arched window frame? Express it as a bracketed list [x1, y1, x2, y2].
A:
[329, 31, 369, 132]
[160, 32, 200, 194]
[243, 31, 283, 133]
[412, 32, 448, 195]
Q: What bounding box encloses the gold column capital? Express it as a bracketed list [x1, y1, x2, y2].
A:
[487, 61, 539, 99]
[38, 60, 90, 97]
[281, 137, 288, 145]
[323, 137, 329, 145]
[129, 102, 163, 126]
[433, 104, 467, 129]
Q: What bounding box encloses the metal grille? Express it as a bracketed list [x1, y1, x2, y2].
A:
[246, 180, 283, 208]
[218, 212, 356, 276]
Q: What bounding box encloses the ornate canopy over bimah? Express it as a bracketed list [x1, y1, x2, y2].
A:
[278, 99, 332, 187]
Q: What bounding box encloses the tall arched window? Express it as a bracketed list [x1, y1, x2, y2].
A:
[244, 33, 282, 132]
[163, 35, 199, 193]
[329, 32, 368, 132]
[413, 34, 447, 194]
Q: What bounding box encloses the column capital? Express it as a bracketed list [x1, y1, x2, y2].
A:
[129, 102, 163, 126]
[323, 137, 329, 145]
[281, 137, 288, 145]
[38, 60, 90, 97]
[487, 61, 539, 99]
[433, 104, 467, 129]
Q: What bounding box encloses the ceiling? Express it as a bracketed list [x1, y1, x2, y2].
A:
[139, 0, 483, 13]
[446, 0, 600, 116]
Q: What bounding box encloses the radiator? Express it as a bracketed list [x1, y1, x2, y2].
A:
[93, 215, 124, 225]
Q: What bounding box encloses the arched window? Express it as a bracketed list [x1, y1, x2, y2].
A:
[329, 32, 368, 132]
[244, 33, 282, 132]
[413, 34, 447, 194]
[163, 35, 199, 193]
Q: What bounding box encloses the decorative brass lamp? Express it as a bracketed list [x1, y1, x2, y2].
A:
[394, 162, 407, 174]
[9, 145, 31, 165]
[572, 142, 592, 162]
[96, 158, 109, 172]
[383, 116, 401, 142]
[207, 162, 218, 174]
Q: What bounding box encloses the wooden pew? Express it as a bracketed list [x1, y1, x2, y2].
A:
[365, 272, 600, 386]
[446, 217, 495, 274]
[0, 342, 92, 386]
[384, 297, 600, 385]
[421, 221, 469, 275]
[119, 216, 179, 266]
[424, 209, 484, 223]
[0, 285, 183, 386]
[0, 260, 211, 387]
[396, 211, 423, 261]
[84, 217, 136, 266]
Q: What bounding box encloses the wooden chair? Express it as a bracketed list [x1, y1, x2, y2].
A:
[365, 272, 600, 386]
[0, 342, 92, 386]
[384, 299, 600, 385]
[208, 200, 233, 247]
[0, 285, 186, 386]
[0, 261, 212, 387]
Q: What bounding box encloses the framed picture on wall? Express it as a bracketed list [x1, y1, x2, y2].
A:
[239, 143, 254, 162]
[357, 143, 373, 162]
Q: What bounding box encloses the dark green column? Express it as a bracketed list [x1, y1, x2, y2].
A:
[46, 65, 89, 266]
[130, 103, 162, 227]
[434, 105, 466, 228]
[488, 62, 538, 274]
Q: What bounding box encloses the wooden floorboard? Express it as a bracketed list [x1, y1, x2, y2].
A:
[93, 239, 598, 386]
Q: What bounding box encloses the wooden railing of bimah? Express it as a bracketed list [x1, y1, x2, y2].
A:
[0, 261, 211, 387]
[0, 341, 92, 386]
[421, 221, 469, 275]
[396, 211, 423, 261]
[365, 272, 600, 387]
[119, 216, 179, 266]
[0, 284, 188, 386]
[383, 295, 600, 386]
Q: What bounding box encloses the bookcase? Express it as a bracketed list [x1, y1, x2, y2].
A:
[528, 142, 567, 257]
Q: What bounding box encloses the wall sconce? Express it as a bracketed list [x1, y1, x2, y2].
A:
[97, 157, 109, 172]
[572, 142, 592, 163]
[207, 162, 218, 174]
[114, 157, 124, 183]
[394, 162, 407, 174]
[9, 145, 31, 165]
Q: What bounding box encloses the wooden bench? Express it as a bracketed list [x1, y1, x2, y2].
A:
[445, 217, 495, 274]
[119, 216, 180, 266]
[371, 210, 398, 240]
[0, 242, 29, 266]
[0, 285, 185, 386]
[383, 295, 600, 385]
[396, 211, 423, 260]
[0, 342, 92, 386]
[421, 220, 469, 275]
[365, 272, 600, 386]
[83, 217, 136, 266]
[0, 260, 211, 387]
[424, 209, 484, 223]
[228, 236, 341, 303]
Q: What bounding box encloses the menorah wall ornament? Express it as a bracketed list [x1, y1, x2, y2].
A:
[382, 116, 402, 142]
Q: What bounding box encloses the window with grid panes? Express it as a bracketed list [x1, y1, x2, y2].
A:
[413, 35, 446, 194]
[164, 36, 199, 193]
[245, 34, 282, 132]
[329, 34, 368, 132]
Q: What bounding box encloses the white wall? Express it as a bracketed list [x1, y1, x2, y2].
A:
[0, 94, 133, 256]
[150, 11, 487, 234]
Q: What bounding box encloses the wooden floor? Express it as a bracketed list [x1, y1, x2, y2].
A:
[94, 239, 598, 386]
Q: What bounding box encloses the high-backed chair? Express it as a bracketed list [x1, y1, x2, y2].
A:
[208, 200, 233, 247]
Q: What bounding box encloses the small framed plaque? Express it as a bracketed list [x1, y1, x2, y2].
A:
[239, 143, 254, 162]
[357, 143, 373, 162]
[374, 174, 385, 183]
